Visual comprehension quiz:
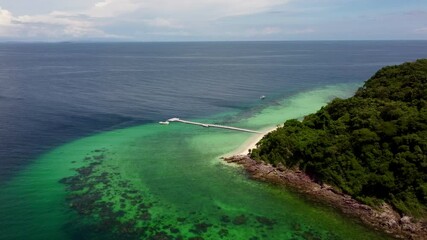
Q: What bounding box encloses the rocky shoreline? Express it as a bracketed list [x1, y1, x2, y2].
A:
[223, 155, 427, 240]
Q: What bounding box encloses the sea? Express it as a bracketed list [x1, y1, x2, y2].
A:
[1, 41, 426, 240]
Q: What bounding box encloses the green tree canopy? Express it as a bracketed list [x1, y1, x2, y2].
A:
[251, 59, 427, 217]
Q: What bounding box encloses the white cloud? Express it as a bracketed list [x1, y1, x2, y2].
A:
[0, 7, 12, 25]
[19, 14, 94, 37]
[143, 18, 183, 29]
[85, 0, 288, 20]
[0, 7, 21, 37]
[0, 0, 425, 41]
[89, 0, 141, 18]
[140, 0, 286, 19]
[247, 26, 282, 36]
[0, 7, 114, 39]
[262, 26, 282, 35]
[0, 1, 290, 40]
[94, 0, 112, 8]
[230, 26, 314, 39]
[145, 30, 191, 36]
[415, 27, 427, 33]
[287, 28, 315, 34]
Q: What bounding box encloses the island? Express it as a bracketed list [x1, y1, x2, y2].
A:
[225, 59, 427, 239]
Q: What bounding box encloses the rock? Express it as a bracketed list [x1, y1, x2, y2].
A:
[222, 154, 427, 240]
[218, 228, 229, 237]
[255, 216, 276, 227]
[233, 215, 247, 225]
[385, 219, 398, 228]
[220, 215, 230, 223]
[402, 223, 416, 233]
[400, 216, 412, 224]
[191, 222, 212, 234]
[276, 163, 286, 172]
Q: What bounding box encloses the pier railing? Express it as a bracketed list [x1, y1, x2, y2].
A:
[164, 118, 261, 134]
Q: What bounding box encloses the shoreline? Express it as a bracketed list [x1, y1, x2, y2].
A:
[222, 154, 427, 239]
[227, 126, 278, 157]
[222, 127, 427, 240]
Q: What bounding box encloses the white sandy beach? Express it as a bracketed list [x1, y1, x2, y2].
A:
[227, 126, 279, 157]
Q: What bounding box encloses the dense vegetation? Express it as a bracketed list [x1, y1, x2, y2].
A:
[251, 59, 427, 217]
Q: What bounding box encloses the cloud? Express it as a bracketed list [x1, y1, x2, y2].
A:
[244, 26, 315, 37]
[135, 0, 286, 19]
[0, 7, 19, 37]
[403, 10, 427, 18]
[287, 28, 315, 34]
[247, 26, 282, 36]
[18, 13, 93, 37]
[0, 7, 115, 39]
[414, 27, 427, 33]
[1, 0, 427, 41]
[89, 0, 141, 18]
[85, 0, 288, 20]
[143, 18, 183, 29]
[0, 7, 12, 26]
[0, 0, 290, 40]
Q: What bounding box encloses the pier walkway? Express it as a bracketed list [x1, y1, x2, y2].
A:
[165, 118, 261, 134]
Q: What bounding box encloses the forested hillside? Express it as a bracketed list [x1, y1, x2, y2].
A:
[251, 59, 427, 217]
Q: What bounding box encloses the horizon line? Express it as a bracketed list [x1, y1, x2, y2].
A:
[1, 39, 427, 44]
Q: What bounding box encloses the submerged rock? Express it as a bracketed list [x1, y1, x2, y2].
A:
[191, 222, 212, 234]
[152, 231, 173, 240]
[232, 215, 247, 225]
[188, 237, 204, 240]
[220, 215, 230, 223]
[255, 216, 276, 227]
[218, 228, 229, 237]
[59, 152, 164, 238]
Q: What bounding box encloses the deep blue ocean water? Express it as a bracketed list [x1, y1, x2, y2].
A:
[1, 41, 427, 183]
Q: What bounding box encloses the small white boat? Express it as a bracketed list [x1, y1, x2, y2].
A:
[159, 121, 170, 125]
[260, 95, 266, 100]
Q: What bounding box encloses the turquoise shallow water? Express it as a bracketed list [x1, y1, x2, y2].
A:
[0, 83, 392, 239]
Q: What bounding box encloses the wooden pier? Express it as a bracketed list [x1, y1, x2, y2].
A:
[163, 118, 261, 134]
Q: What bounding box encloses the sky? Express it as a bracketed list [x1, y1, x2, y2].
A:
[0, 0, 426, 41]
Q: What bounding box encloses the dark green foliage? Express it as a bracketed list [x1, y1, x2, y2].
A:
[251, 59, 427, 217]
